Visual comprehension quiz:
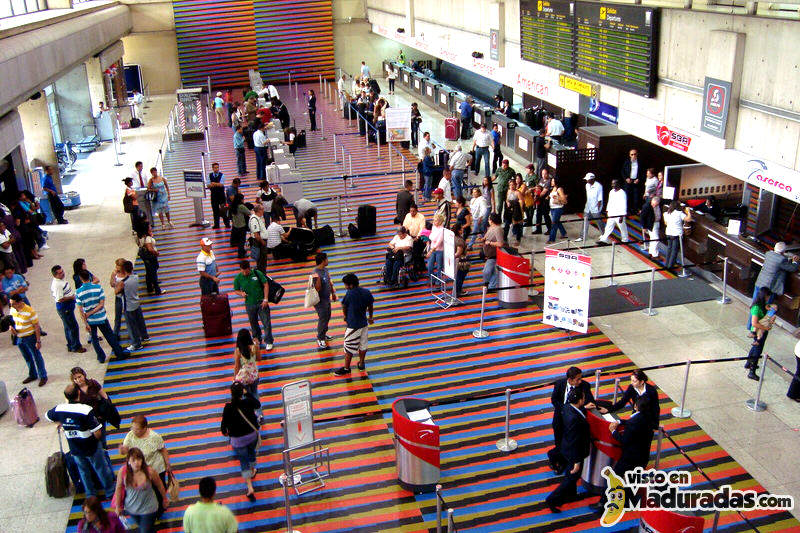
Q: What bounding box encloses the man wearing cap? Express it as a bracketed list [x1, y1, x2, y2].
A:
[197, 238, 220, 295]
[7, 294, 48, 386]
[449, 146, 469, 201]
[214, 91, 227, 127]
[574, 173, 604, 242]
[493, 159, 515, 220]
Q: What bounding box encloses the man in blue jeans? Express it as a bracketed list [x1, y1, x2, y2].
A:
[115, 260, 150, 351]
[8, 295, 48, 386]
[233, 260, 274, 350]
[75, 271, 130, 363]
[50, 265, 86, 353]
[472, 123, 493, 179]
[46, 386, 115, 498]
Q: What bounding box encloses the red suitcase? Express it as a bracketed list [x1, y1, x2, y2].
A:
[445, 117, 460, 141]
[201, 293, 232, 338]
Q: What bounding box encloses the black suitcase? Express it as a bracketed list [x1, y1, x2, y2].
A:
[313, 225, 335, 246]
[129, 118, 141, 128]
[469, 150, 478, 173]
[296, 130, 306, 149]
[348, 223, 361, 239]
[287, 227, 316, 261]
[437, 151, 449, 168]
[357, 205, 376, 236]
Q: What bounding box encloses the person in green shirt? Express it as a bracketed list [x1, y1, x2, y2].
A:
[183, 477, 238, 533]
[494, 159, 515, 219]
[233, 260, 273, 350]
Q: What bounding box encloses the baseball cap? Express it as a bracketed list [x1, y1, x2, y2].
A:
[584, 172, 596, 180]
[201, 238, 213, 246]
[502, 159, 509, 165]
[216, 91, 222, 96]
[525, 164, 535, 170]
[433, 188, 444, 195]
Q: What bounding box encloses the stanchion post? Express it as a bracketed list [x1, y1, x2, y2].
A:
[612, 377, 620, 404]
[288, 71, 292, 93]
[377, 130, 382, 159]
[654, 427, 664, 469]
[279, 473, 302, 533]
[581, 215, 589, 247]
[112, 134, 123, 166]
[333, 134, 338, 163]
[319, 74, 322, 91]
[341, 146, 345, 168]
[204, 127, 211, 156]
[436, 485, 442, 533]
[472, 286, 490, 338]
[165, 126, 172, 152]
[711, 511, 720, 533]
[348, 155, 353, 178]
[608, 242, 617, 286]
[594, 369, 601, 398]
[745, 356, 768, 412]
[447, 510, 454, 533]
[496, 388, 518, 452]
[678, 233, 689, 278]
[671, 360, 692, 418]
[717, 256, 731, 304]
[642, 266, 658, 316]
[389, 141, 393, 171]
[295, 82, 299, 101]
[336, 195, 345, 237]
[320, 113, 325, 140]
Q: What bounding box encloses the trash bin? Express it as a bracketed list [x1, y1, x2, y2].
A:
[639, 510, 705, 532]
[392, 397, 440, 493]
[581, 409, 622, 493]
[496, 246, 530, 308]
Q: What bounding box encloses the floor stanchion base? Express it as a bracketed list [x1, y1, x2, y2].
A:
[642, 308, 658, 316]
[745, 399, 767, 412]
[716, 297, 731, 304]
[670, 406, 691, 418]
[472, 329, 489, 339]
[528, 288, 539, 297]
[607, 281, 618, 287]
[496, 438, 518, 452]
[189, 221, 211, 228]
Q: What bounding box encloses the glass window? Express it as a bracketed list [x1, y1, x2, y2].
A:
[1, 0, 47, 18]
[0, 1, 12, 17]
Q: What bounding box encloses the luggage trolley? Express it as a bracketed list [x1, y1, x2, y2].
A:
[430, 228, 461, 309]
[281, 380, 330, 496]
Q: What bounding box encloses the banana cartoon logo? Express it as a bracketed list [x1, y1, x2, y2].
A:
[600, 466, 626, 526]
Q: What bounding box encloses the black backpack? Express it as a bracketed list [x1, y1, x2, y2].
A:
[348, 223, 360, 239]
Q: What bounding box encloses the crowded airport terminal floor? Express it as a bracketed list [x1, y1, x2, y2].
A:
[2, 1, 800, 532]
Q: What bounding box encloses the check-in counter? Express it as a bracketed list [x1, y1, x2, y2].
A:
[410, 72, 426, 95]
[382, 60, 394, 77]
[437, 85, 456, 114]
[400, 67, 414, 90]
[473, 105, 493, 130]
[514, 124, 536, 162]
[492, 114, 517, 149]
[683, 213, 800, 326]
[422, 79, 441, 107]
[453, 92, 469, 119]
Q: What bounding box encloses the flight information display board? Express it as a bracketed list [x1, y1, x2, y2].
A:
[574, 3, 658, 97]
[520, 0, 575, 73]
[519, 1, 659, 98]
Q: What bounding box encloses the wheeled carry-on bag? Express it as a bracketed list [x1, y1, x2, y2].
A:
[445, 117, 460, 141]
[314, 225, 335, 247]
[200, 293, 232, 338]
[12, 387, 38, 427]
[357, 205, 377, 236]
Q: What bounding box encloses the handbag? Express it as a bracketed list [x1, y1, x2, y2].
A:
[304, 274, 320, 308]
[96, 396, 121, 429]
[122, 193, 134, 214]
[167, 472, 180, 502]
[236, 407, 262, 449]
[145, 190, 157, 202]
[266, 275, 285, 304]
[111, 464, 126, 511]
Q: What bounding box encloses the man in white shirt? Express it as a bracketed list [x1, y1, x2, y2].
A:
[472, 124, 494, 178]
[131, 161, 146, 188]
[598, 180, 629, 243]
[545, 115, 565, 142]
[51, 265, 86, 353]
[449, 146, 469, 200]
[253, 124, 269, 182]
[574, 173, 605, 242]
[418, 132, 435, 160]
[383, 226, 414, 286]
[360, 61, 371, 79]
[292, 198, 317, 229]
[248, 204, 269, 273]
[131, 90, 145, 121]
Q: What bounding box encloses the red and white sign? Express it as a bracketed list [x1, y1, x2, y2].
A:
[705, 84, 726, 116]
[656, 125, 692, 152]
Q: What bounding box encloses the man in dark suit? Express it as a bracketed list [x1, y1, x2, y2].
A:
[549, 366, 596, 472]
[545, 386, 591, 513]
[591, 396, 655, 512]
[620, 148, 645, 214]
[395, 180, 415, 224]
[597, 369, 660, 430]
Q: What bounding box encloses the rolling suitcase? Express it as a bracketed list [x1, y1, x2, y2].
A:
[357, 205, 377, 236]
[46, 428, 70, 498]
[313, 225, 335, 247]
[437, 150, 450, 168]
[445, 117, 460, 141]
[12, 387, 38, 427]
[0, 381, 9, 418]
[200, 293, 232, 338]
[469, 150, 478, 173]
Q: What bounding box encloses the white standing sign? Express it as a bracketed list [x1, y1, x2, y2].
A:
[543, 248, 591, 334]
[282, 380, 314, 449]
[183, 170, 205, 198]
[385, 107, 412, 142]
[443, 228, 456, 279]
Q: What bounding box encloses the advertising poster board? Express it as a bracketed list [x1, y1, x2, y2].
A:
[385, 107, 412, 142]
[543, 248, 591, 333]
[183, 170, 205, 198]
[443, 229, 455, 279]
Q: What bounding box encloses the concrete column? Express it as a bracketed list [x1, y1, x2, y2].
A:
[85, 57, 106, 116]
[405, 0, 415, 37]
[491, 1, 506, 67]
[705, 30, 746, 149]
[17, 96, 61, 191]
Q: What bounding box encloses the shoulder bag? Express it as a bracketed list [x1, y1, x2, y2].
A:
[304, 274, 320, 308]
[236, 407, 262, 449]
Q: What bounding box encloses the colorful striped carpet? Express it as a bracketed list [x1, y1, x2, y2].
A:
[64, 84, 800, 532]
